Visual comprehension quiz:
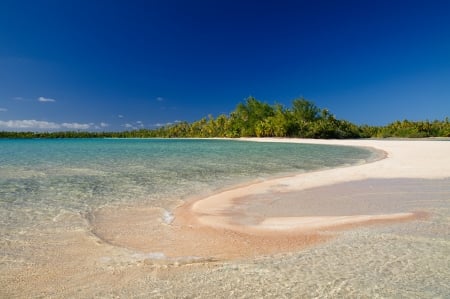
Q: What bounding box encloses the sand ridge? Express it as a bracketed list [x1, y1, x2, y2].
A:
[178, 139, 450, 237]
[90, 139, 450, 259]
[4, 139, 450, 298]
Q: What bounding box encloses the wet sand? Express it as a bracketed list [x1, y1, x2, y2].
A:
[177, 139, 449, 243]
[2, 138, 450, 297]
[91, 139, 450, 259]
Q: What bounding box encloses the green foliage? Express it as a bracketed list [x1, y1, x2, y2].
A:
[292, 98, 320, 123]
[226, 97, 275, 137]
[372, 119, 450, 138]
[1, 97, 449, 139]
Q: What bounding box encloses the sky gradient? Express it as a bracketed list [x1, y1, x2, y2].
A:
[1, 0, 449, 131]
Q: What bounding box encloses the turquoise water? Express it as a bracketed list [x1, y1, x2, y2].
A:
[0, 138, 382, 296]
[0, 138, 374, 227]
[1, 139, 449, 298]
[0, 138, 374, 261]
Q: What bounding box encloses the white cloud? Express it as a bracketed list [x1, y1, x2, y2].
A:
[0, 120, 61, 130]
[61, 122, 90, 130]
[13, 97, 24, 101]
[156, 97, 164, 102]
[38, 96, 56, 103]
[0, 119, 92, 131]
[153, 121, 174, 127]
[118, 114, 124, 119]
[92, 123, 108, 130]
[0, 108, 7, 112]
[122, 121, 145, 129]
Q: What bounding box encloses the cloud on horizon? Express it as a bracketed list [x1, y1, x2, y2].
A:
[153, 121, 174, 127]
[92, 122, 109, 130]
[38, 96, 56, 103]
[61, 122, 90, 130]
[0, 119, 104, 131]
[0, 120, 61, 130]
[123, 121, 145, 130]
[0, 108, 7, 112]
[151, 120, 183, 128]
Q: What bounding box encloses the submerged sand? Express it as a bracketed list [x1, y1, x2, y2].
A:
[180, 139, 449, 233]
[3, 138, 450, 297]
[90, 138, 450, 259]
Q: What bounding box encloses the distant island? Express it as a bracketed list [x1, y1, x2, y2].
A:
[1, 97, 449, 139]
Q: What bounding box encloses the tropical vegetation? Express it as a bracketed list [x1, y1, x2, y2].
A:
[1, 97, 449, 139]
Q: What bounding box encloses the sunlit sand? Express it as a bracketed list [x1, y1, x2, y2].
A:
[3, 139, 450, 297]
[91, 139, 450, 259]
[181, 139, 449, 237]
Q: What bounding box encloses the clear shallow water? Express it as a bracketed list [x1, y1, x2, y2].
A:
[2, 139, 449, 298]
[0, 138, 374, 230]
[0, 139, 373, 256]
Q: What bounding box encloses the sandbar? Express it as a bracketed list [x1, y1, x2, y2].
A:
[177, 138, 450, 238]
[91, 138, 450, 259]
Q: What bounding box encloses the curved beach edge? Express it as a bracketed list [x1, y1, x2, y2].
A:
[175, 138, 450, 236]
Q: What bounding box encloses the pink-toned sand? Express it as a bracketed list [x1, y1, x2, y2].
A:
[5, 139, 450, 298]
[91, 139, 450, 259]
[182, 139, 450, 235]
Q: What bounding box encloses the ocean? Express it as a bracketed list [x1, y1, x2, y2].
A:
[1, 138, 448, 298]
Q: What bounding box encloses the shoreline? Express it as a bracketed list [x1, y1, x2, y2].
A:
[4, 138, 450, 298]
[89, 138, 450, 260]
[175, 138, 450, 242]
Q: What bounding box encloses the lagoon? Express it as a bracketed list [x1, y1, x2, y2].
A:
[1, 138, 449, 297]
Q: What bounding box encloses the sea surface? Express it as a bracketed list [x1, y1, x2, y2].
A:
[0, 138, 374, 233]
[1, 138, 449, 298]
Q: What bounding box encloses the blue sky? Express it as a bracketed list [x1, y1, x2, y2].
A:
[0, 0, 449, 131]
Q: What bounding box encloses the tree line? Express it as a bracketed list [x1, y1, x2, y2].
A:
[1, 97, 449, 139]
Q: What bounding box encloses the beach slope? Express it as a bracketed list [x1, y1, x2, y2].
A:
[180, 139, 450, 237]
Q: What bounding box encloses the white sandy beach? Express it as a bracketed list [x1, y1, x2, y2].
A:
[181, 138, 450, 234]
